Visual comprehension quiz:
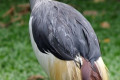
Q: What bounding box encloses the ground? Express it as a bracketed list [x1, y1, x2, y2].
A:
[0, 0, 120, 80]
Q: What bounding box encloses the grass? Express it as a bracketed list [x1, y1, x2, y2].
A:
[0, 0, 120, 80]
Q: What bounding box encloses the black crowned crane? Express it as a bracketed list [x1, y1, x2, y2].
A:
[29, 0, 108, 80]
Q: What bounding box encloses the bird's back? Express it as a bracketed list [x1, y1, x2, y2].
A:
[31, 1, 100, 62]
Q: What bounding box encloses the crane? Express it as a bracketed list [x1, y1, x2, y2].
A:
[29, 0, 108, 80]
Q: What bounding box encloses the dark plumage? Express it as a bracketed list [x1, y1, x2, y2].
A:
[31, 1, 101, 64]
[29, 0, 108, 80]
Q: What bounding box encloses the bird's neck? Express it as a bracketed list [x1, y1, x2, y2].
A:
[30, 0, 53, 10]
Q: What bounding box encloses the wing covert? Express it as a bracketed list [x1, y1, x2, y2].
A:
[31, 1, 101, 63]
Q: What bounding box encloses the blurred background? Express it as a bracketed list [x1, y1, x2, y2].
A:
[0, 0, 120, 80]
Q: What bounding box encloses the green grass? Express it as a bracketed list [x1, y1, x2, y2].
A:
[0, 0, 120, 80]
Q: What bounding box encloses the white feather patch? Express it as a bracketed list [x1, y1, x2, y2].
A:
[29, 16, 55, 76]
[95, 57, 109, 80]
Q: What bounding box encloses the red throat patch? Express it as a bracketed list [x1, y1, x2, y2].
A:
[81, 58, 102, 80]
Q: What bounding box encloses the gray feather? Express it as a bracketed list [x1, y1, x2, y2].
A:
[30, 1, 101, 63]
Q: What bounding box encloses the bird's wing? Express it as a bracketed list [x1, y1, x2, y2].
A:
[31, 1, 101, 63]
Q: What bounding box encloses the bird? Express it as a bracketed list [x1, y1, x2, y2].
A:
[29, 0, 108, 80]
